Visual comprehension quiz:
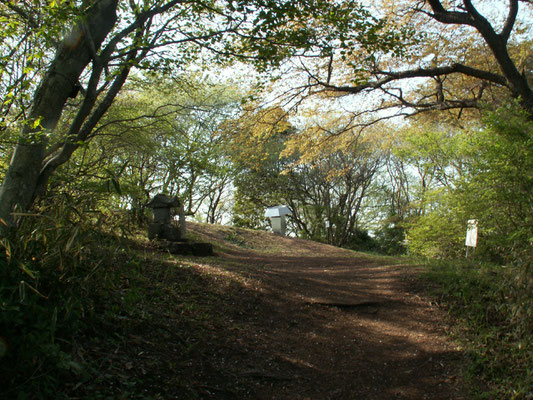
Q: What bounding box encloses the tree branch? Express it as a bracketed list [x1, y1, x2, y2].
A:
[501, 0, 519, 43]
[426, 0, 472, 25]
[321, 63, 508, 95]
[0, 0, 38, 28]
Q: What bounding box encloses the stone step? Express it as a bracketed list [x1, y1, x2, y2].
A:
[167, 241, 214, 257]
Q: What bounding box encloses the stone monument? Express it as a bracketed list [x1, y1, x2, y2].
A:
[146, 193, 213, 257]
[147, 194, 183, 241]
[265, 205, 291, 236]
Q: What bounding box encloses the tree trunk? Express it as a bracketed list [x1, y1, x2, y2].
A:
[0, 0, 118, 230]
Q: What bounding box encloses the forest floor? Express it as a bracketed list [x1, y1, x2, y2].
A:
[71, 223, 469, 399]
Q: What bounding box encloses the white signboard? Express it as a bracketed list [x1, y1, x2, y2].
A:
[465, 219, 478, 247]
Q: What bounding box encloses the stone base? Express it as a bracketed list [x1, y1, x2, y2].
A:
[149, 223, 213, 257]
[167, 241, 214, 256]
[148, 223, 181, 241]
[191, 242, 214, 257]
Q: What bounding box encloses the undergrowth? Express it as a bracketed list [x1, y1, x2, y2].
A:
[0, 193, 141, 399]
[423, 259, 533, 399]
[0, 195, 253, 399]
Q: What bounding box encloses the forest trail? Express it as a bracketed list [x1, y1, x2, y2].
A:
[182, 224, 467, 399]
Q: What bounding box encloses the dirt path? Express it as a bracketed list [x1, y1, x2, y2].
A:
[187, 227, 467, 399]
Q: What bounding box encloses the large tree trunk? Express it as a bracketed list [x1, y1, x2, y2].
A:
[0, 0, 118, 230]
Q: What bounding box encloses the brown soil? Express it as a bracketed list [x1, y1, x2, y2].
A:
[183, 224, 467, 400]
[73, 223, 467, 399]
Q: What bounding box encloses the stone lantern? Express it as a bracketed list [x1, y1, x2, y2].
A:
[147, 194, 182, 241]
[265, 205, 291, 236]
[146, 194, 213, 257]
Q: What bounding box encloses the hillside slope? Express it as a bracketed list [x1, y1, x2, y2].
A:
[53, 223, 467, 399]
[188, 223, 467, 399]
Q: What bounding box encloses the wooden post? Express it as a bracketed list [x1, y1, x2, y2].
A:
[178, 204, 186, 238]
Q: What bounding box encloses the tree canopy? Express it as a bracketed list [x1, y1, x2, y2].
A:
[1, 3, 532, 397]
[245, 0, 532, 128]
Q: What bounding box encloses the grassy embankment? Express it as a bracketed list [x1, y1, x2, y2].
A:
[1, 218, 530, 399]
[422, 259, 532, 399]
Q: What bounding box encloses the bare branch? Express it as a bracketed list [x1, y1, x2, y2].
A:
[426, 0, 472, 25]
[462, 0, 485, 22]
[501, 0, 519, 43]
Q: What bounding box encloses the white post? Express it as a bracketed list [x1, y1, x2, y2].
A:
[271, 217, 284, 235]
[465, 219, 478, 257]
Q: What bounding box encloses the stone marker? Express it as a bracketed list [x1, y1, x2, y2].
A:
[264, 205, 291, 236]
[147, 194, 182, 241]
[146, 193, 213, 257]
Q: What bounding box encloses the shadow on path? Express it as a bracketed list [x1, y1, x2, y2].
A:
[214, 249, 466, 400]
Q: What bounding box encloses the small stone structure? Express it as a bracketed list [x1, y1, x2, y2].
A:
[146, 194, 213, 257]
[265, 205, 291, 236]
[147, 194, 183, 241]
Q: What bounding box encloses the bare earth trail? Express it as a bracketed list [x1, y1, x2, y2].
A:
[186, 225, 467, 400]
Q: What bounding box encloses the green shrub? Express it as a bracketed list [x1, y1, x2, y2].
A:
[424, 259, 533, 398]
[374, 224, 406, 255]
[343, 228, 378, 252]
[0, 192, 129, 399]
[407, 102, 533, 267]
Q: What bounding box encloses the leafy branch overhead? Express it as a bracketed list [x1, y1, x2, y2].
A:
[230, 0, 411, 66]
[0, 0, 248, 228]
[0, 0, 531, 232]
[238, 0, 532, 118]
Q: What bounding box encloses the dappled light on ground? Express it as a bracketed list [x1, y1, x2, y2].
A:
[183, 223, 466, 399]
